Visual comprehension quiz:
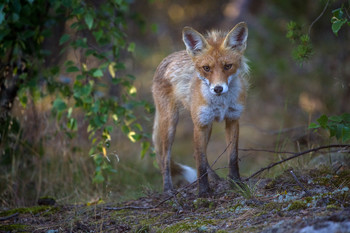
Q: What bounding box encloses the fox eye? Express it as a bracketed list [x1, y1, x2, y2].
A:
[202, 66, 210, 72]
[224, 64, 232, 70]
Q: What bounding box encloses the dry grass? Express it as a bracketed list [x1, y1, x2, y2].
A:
[0, 99, 161, 208]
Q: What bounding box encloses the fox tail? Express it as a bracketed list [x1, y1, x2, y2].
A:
[171, 160, 197, 183]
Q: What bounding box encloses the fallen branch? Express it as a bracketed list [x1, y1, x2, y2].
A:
[0, 213, 19, 221]
[245, 144, 350, 181]
[239, 148, 295, 155]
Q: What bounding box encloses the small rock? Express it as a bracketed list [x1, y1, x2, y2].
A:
[299, 221, 350, 233]
[46, 230, 58, 233]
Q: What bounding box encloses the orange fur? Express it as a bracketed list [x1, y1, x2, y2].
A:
[152, 22, 249, 196]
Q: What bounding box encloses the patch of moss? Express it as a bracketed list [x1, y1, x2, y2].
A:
[333, 170, 350, 187]
[255, 210, 267, 217]
[265, 180, 276, 190]
[136, 225, 150, 233]
[326, 204, 340, 210]
[262, 202, 282, 212]
[314, 176, 330, 186]
[304, 196, 313, 203]
[0, 224, 29, 231]
[229, 203, 243, 212]
[0, 205, 59, 217]
[287, 200, 307, 211]
[138, 212, 172, 231]
[163, 219, 217, 233]
[193, 198, 215, 210]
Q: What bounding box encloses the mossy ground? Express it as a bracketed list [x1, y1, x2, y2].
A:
[0, 167, 349, 232]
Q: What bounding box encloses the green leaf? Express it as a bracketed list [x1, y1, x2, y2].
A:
[343, 126, 350, 142]
[341, 113, 350, 123]
[52, 98, 67, 112]
[105, 125, 113, 133]
[66, 66, 80, 73]
[84, 13, 94, 30]
[93, 29, 103, 42]
[73, 38, 88, 48]
[93, 116, 104, 128]
[67, 107, 73, 118]
[133, 123, 143, 131]
[12, 13, 19, 22]
[92, 69, 103, 77]
[332, 19, 347, 36]
[92, 100, 100, 113]
[59, 34, 70, 45]
[68, 118, 78, 131]
[309, 122, 320, 129]
[140, 141, 150, 159]
[335, 124, 344, 140]
[64, 60, 74, 67]
[317, 115, 328, 129]
[329, 115, 342, 123]
[127, 42, 135, 52]
[332, 8, 344, 19]
[151, 23, 158, 33]
[93, 171, 105, 183]
[122, 125, 129, 134]
[19, 94, 28, 108]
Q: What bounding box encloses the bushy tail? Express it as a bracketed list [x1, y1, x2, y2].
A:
[171, 160, 197, 183]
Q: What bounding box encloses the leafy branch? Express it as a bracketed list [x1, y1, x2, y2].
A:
[0, 0, 153, 185]
[310, 113, 350, 142]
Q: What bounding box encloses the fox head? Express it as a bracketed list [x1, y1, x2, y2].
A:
[182, 22, 248, 96]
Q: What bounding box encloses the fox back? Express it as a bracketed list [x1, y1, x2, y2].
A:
[152, 22, 249, 196]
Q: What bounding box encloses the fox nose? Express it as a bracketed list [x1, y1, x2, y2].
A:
[214, 85, 223, 94]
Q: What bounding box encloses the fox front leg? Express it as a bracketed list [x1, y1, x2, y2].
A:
[225, 119, 241, 181]
[193, 124, 212, 196]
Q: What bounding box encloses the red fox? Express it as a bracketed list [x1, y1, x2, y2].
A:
[152, 22, 249, 196]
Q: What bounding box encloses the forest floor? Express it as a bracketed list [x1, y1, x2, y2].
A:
[0, 166, 349, 233]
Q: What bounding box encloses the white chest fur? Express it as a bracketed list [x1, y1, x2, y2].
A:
[197, 75, 244, 126]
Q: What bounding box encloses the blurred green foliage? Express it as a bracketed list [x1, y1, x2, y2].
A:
[310, 114, 350, 142]
[0, 0, 151, 185]
[287, 1, 350, 63]
[331, 5, 350, 36]
[285, 0, 350, 143]
[286, 21, 313, 63]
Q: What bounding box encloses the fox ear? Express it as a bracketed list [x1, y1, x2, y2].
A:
[223, 22, 248, 52]
[182, 27, 208, 56]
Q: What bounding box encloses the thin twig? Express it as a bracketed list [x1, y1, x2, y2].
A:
[308, 0, 330, 35]
[0, 213, 19, 221]
[241, 124, 305, 135]
[289, 170, 312, 196]
[211, 140, 233, 167]
[239, 148, 295, 155]
[245, 144, 350, 181]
